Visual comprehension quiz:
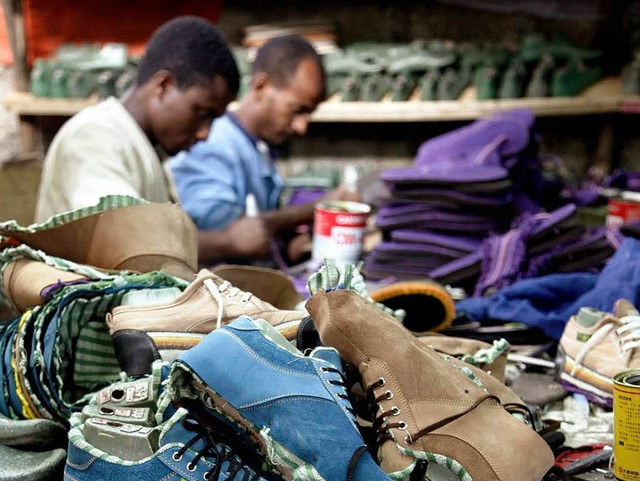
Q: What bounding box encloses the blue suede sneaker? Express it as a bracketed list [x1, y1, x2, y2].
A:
[64, 407, 274, 481]
[169, 316, 392, 481]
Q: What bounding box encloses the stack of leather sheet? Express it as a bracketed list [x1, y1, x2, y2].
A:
[364, 109, 540, 283]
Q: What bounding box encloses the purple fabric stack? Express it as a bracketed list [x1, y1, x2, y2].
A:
[431, 204, 621, 296]
[365, 109, 541, 284]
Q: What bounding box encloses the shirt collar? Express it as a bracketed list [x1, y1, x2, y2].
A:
[225, 111, 280, 159]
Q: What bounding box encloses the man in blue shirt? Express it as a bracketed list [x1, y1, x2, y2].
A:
[169, 35, 358, 264]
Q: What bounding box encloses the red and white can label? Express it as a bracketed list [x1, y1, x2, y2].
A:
[312, 201, 371, 264]
[607, 197, 640, 228]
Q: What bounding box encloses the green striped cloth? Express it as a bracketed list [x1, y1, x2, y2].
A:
[0, 195, 148, 233]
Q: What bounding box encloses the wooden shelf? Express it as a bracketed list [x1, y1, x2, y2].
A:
[4, 76, 626, 121]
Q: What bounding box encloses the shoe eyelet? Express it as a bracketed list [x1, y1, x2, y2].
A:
[173, 452, 183, 462]
[385, 390, 393, 400]
[204, 396, 215, 409]
[187, 462, 197, 472]
[203, 473, 211, 480]
[391, 406, 400, 416]
[404, 435, 413, 444]
[320, 367, 328, 372]
[378, 377, 386, 387]
[398, 421, 407, 430]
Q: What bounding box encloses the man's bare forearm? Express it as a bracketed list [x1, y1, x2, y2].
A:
[261, 203, 315, 234]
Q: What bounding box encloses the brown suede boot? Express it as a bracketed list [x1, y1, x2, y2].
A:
[2, 259, 87, 312]
[306, 290, 554, 481]
[0, 203, 197, 280]
[211, 264, 303, 310]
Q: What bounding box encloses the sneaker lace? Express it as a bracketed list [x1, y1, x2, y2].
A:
[617, 313, 640, 354]
[320, 365, 356, 420]
[365, 377, 499, 448]
[203, 278, 253, 330]
[178, 416, 261, 481]
[571, 314, 640, 374]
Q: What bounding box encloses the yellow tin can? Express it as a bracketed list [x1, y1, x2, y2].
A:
[614, 369, 640, 481]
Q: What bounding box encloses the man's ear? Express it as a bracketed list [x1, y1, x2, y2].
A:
[251, 71, 270, 99]
[149, 70, 175, 100]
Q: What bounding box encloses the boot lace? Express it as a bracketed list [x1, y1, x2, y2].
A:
[365, 377, 500, 448]
[571, 313, 640, 374]
[203, 278, 253, 329]
[177, 416, 261, 481]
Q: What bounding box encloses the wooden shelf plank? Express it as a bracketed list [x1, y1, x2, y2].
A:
[4, 92, 100, 116]
[3, 77, 626, 121]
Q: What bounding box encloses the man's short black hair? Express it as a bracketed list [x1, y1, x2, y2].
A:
[252, 35, 324, 88]
[137, 16, 240, 95]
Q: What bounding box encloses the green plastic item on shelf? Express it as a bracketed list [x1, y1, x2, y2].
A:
[419, 70, 439, 101]
[67, 70, 99, 98]
[525, 56, 554, 98]
[437, 67, 469, 100]
[29, 59, 51, 97]
[361, 73, 392, 101]
[498, 61, 525, 99]
[519, 33, 602, 64]
[550, 59, 602, 97]
[390, 73, 416, 101]
[115, 68, 137, 98]
[49, 66, 70, 98]
[474, 65, 498, 100]
[387, 52, 456, 75]
[97, 70, 120, 99]
[340, 75, 361, 102]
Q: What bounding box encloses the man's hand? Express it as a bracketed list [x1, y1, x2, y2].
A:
[197, 216, 271, 262]
[224, 216, 272, 257]
[320, 185, 362, 204]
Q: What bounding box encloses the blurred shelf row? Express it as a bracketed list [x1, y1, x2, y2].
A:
[5, 77, 640, 122]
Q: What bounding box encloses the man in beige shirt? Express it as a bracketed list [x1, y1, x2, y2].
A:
[36, 16, 235, 221]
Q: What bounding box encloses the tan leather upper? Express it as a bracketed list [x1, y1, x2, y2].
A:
[108, 269, 306, 340]
[307, 290, 554, 481]
[211, 264, 303, 311]
[2, 259, 87, 312]
[1, 203, 198, 281]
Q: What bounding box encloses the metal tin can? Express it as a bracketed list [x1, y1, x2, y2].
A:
[613, 369, 640, 481]
[312, 201, 371, 264]
[606, 191, 640, 228]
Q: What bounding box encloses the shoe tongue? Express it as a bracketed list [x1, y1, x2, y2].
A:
[159, 408, 207, 450]
[614, 299, 639, 318]
[576, 307, 605, 327]
[254, 318, 301, 354]
[309, 347, 343, 373]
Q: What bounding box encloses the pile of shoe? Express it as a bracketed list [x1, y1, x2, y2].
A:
[0, 197, 310, 425]
[557, 299, 640, 408]
[473, 33, 603, 100]
[30, 43, 138, 99]
[364, 109, 539, 284]
[321, 34, 603, 102]
[64, 268, 554, 481]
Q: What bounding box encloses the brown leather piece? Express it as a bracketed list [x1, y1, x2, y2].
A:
[306, 289, 554, 481]
[1, 203, 198, 281]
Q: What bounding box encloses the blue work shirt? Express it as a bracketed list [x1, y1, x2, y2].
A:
[167, 113, 282, 229]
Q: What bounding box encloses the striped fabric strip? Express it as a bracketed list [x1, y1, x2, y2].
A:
[258, 427, 325, 481]
[399, 445, 473, 481]
[25, 272, 185, 420]
[0, 195, 148, 233]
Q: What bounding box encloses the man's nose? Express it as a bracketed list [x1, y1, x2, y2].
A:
[291, 115, 309, 136]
